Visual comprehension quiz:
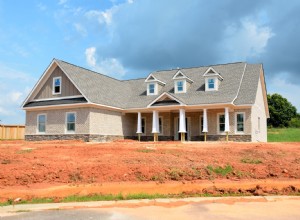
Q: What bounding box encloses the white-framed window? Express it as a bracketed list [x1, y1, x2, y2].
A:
[66, 112, 76, 133]
[53, 77, 62, 95]
[37, 114, 46, 134]
[174, 80, 186, 93]
[159, 116, 163, 135]
[147, 83, 156, 95]
[208, 78, 215, 89]
[235, 112, 245, 134]
[217, 113, 225, 134]
[199, 115, 203, 134]
[205, 77, 218, 91]
[141, 117, 146, 134]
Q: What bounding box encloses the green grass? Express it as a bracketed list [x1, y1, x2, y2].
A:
[241, 158, 262, 164]
[207, 165, 233, 176]
[16, 148, 33, 154]
[268, 128, 300, 142]
[136, 148, 155, 153]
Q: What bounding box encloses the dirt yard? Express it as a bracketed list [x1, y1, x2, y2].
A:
[0, 140, 299, 201]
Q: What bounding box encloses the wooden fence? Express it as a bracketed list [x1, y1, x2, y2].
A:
[0, 125, 25, 140]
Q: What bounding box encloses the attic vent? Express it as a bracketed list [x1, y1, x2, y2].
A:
[148, 76, 155, 80]
[176, 72, 184, 77]
[208, 69, 215, 73]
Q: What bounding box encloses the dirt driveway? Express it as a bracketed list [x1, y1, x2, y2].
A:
[0, 140, 299, 201]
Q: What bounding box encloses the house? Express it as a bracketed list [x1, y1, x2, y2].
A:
[22, 59, 269, 142]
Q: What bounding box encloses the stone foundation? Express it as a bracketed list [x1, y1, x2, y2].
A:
[25, 134, 124, 142]
[25, 134, 251, 142]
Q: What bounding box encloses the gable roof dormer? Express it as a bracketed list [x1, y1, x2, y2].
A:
[203, 67, 223, 80]
[173, 70, 194, 83]
[145, 73, 166, 85]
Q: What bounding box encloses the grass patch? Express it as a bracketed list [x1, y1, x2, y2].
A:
[168, 168, 185, 180]
[268, 128, 300, 142]
[16, 148, 33, 154]
[241, 158, 262, 164]
[207, 165, 233, 176]
[136, 148, 155, 153]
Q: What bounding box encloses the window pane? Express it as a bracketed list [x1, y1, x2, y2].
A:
[38, 115, 45, 123]
[67, 123, 75, 131]
[177, 81, 183, 91]
[55, 86, 60, 93]
[219, 124, 225, 132]
[237, 114, 244, 122]
[55, 78, 61, 86]
[39, 123, 45, 132]
[237, 123, 244, 132]
[67, 113, 75, 122]
[141, 118, 145, 134]
[219, 115, 225, 123]
[149, 84, 155, 93]
[208, 78, 215, 89]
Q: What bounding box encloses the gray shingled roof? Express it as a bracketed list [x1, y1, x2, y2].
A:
[49, 59, 262, 109]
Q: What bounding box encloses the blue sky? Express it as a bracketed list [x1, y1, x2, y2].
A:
[0, 0, 300, 124]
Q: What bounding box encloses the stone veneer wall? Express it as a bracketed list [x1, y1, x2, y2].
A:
[25, 134, 124, 142]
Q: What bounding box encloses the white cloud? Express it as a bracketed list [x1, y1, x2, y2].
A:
[85, 47, 126, 78]
[9, 92, 23, 104]
[58, 0, 68, 5]
[73, 23, 87, 37]
[223, 19, 274, 60]
[85, 6, 119, 26]
[127, 0, 134, 4]
[37, 3, 47, 11]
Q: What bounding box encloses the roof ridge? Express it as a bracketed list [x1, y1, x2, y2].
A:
[154, 61, 246, 73]
[54, 58, 122, 82]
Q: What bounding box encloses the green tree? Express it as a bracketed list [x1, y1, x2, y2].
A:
[267, 93, 297, 127]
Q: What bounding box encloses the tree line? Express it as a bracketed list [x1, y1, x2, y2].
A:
[267, 93, 300, 128]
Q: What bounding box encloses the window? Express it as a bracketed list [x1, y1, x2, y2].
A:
[141, 118, 146, 134]
[53, 77, 61, 94]
[177, 81, 184, 92]
[208, 78, 215, 89]
[159, 117, 163, 134]
[66, 112, 76, 132]
[200, 116, 203, 133]
[236, 112, 245, 133]
[149, 83, 155, 94]
[37, 114, 46, 133]
[218, 114, 225, 133]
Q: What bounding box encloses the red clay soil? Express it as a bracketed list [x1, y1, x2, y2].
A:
[0, 140, 299, 201]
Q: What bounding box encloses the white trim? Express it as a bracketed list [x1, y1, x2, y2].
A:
[65, 112, 76, 134]
[235, 112, 245, 134]
[232, 63, 247, 104]
[174, 80, 186, 93]
[203, 67, 224, 80]
[147, 83, 157, 95]
[217, 113, 226, 135]
[33, 95, 84, 102]
[52, 76, 62, 95]
[147, 92, 186, 108]
[37, 113, 46, 134]
[145, 73, 166, 85]
[172, 70, 194, 83]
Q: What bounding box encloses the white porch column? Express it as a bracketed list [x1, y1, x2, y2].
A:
[202, 109, 208, 133]
[152, 110, 159, 142]
[136, 112, 142, 134]
[179, 109, 186, 133]
[225, 107, 230, 132]
[225, 107, 230, 141]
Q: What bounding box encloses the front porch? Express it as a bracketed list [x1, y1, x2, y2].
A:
[132, 107, 251, 142]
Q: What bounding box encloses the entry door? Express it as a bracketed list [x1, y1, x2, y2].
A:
[174, 117, 190, 141]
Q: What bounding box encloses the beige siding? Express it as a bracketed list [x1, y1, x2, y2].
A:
[25, 108, 90, 135]
[251, 77, 267, 142]
[90, 109, 135, 136]
[34, 66, 81, 99]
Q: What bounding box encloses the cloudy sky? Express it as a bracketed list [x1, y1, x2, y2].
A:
[0, 0, 299, 124]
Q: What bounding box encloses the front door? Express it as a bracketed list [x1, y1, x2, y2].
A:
[174, 117, 190, 141]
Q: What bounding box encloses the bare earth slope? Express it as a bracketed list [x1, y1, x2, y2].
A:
[0, 140, 299, 201]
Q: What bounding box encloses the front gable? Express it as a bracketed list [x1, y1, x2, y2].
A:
[148, 92, 185, 107]
[22, 59, 87, 108]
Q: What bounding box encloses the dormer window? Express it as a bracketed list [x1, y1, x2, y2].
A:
[203, 67, 223, 91]
[53, 77, 61, 95]
[145, 73, 166, 96]
[148, 83, 155, 95]
[173, 70, 193, 94]
[208, 78, 215, 89]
